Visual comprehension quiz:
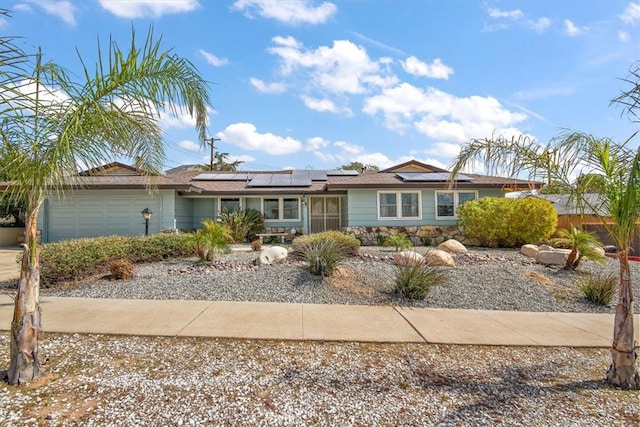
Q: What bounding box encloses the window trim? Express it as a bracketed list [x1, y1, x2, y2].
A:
[377, 190, 421, 220]
[261, 197, 301, 221]
[435, 190, 478, 220]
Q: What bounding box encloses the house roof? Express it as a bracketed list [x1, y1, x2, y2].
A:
[530, 193, 607, 216]
[0, 159, 543, 195]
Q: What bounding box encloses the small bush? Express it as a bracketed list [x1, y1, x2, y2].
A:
[301, 240, 346, 276]
[109, 258, 134, 280]
[251, 239, 262, 251]
[578, 272, 616, 306]
[383, 233, 412, 251]
[395, 261, 447, 300]
[457, 197, 557, 247]
[217, 208, 265, 242]
[292, 230, 360, 257]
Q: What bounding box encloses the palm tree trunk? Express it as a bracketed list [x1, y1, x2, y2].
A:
[7, 218, 43, 385]
[606, 250, 639, 389]
[564, 249, 578, 270]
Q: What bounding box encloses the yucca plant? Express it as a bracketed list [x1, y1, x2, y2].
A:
[578, 272, 617, 306]
[394, 261, 447, 300]
[217, 208, 265, 242]
[301, 240, 346, 276]
[551, 225, 605, 270]
[383, 232, 413, 251]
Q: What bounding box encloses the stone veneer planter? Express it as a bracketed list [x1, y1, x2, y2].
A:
[342, 225, 475, 246]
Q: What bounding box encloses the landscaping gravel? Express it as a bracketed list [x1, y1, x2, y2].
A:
[34, 246, 640, 313]
[1, 246, 639, 425]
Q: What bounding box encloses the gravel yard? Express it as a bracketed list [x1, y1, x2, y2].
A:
[1, 246, 639, 425]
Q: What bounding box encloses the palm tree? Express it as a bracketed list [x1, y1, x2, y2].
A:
[449, 132, 639, 389]
[1, 25, 211, 385]
[551, 225, 605, 270]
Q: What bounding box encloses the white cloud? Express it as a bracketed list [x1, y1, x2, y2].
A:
[268, 36, 396, 95]
[362, 83, 527, 143]
[621, 2, 640, 24]
[231, 0, 337, 25]
[99, 0, 199, 19]
[529, 17, 551, 33]
[487, 7, 523, 20]
[401, 56, 453, 80]
[619, 30, 631, 42]
[158, 108, 198, 129]
[423, 142, 462, 159]
[305, 136, 330, 152]
[178, 140, 201, 151]
[198, 49, 228, 67]
[216, 123, 302, 155]
[301, 95, 352, 115]
[249, 78, 287, 94]
[26, 0, 77, 25]
[563, 19, 585, 36]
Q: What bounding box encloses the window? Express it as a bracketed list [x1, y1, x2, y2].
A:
[220, 198, 240, 212]
[435, 191, 477, 219]
[263, 197, 300, 220]
[378, 191, 421, 219]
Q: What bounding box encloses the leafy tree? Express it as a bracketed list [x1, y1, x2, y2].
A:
[339, 161, 379, 172]
[0, 22, 211, 384]
[450, 132, 639, 389]
[551, 225, 605, 270]
[202, 151, 243, 171]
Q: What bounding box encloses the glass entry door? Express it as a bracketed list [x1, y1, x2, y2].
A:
[310, 196, 341, 233]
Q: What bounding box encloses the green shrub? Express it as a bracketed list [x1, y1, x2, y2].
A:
[394, 261, 447, 300]
[457, 197, 557, 247]
[216, 208, 264, 242]
[39, 234, 193, 284]
[187, 219, 233, 261]
[301, 239, 346, 276]
[292, 230, 360, 256]
[383, 232, 412, 251]
[578, 272, 616, 306]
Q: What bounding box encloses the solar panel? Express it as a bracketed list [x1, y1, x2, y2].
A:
[247, 174, 312, 187]
[326, 170, 359, 176]
[396, 172, 474, 182]
[192, 173, 251, 181]
[292, 170, 327, 180]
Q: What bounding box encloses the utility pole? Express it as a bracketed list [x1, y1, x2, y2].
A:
[207, 136, 221, 171]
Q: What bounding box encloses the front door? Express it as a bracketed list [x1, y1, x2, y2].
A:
[310, 196, 341, 233]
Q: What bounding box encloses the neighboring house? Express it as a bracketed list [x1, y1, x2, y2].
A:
[0, 160, 541, 245]
[532, 193, 639, 250]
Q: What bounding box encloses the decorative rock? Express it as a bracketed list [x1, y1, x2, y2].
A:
[520, 244, 539, 259]
[393, 250, 424, 266]
[256, 246, 288, 266]
[438, 239, 467, 254]
[424, 249, 455, 267]
[538, 244, 554, 252]
[536, 249, 570, 265]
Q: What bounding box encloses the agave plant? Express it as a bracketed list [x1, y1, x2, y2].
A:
[217, 208, 265, 242]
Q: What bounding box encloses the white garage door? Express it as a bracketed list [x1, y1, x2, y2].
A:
[46, 195, 162, 242]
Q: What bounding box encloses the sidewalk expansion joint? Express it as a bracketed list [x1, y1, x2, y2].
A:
[174, 301, 216, 336]
[393, 306, 428, 343]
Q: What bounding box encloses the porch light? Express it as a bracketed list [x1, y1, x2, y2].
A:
[141, 208, 153, 236]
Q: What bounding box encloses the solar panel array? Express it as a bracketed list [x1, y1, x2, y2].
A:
[192, 169, 359, 187]
[396, 172, 474, 182]
[192, 173, 251, 181]
[247, 174, 312, 187]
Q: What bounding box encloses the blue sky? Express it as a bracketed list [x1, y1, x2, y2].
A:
[4, 0, 640, 172]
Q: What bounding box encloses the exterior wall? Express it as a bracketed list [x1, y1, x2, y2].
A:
[344, 188, 504, 228]
[174, 193, 194, 230]
[41, 189, 175, 242]
[192, 198, 216, 228]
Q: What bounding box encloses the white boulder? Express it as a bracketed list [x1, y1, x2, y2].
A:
[536, 248, 570, 265]
[393, 250, 424, 266]
[437, 239, 467, 254]
[520, 244, 539, 259]
[424, 249, 455, 267]
[256, 246, 288, 266]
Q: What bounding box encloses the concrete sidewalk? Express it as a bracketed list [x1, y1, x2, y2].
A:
[1, 294, 637, 347]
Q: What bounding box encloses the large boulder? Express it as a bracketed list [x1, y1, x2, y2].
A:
[520, 244, 539, 259]
[256, 246, 289, 266]
[393, 250, 424, 266]
[536, 248, 570, 265]
[424, 249, 455, 267]
[437, 239, 467, 254]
